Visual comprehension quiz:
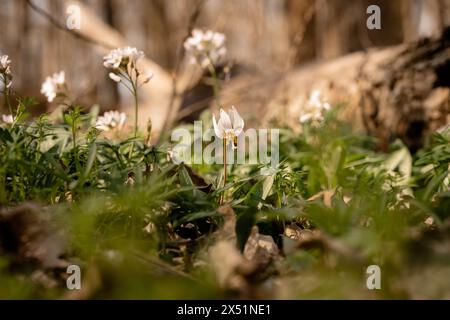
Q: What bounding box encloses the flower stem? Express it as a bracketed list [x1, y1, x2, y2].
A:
[71, 119, 77, 149]
[128, 74, 139, 159]
[220, 138, 227, 205]
[132, 80, 139, 139]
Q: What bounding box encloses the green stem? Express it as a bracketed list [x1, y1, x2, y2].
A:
[133, 84, 139, 139]
[72, 120, 77, 149]
[127, 74, 139, 160]
[220, 138, 227, 205]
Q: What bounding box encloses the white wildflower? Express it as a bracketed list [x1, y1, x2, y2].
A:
[299, 90, 332, 125]
[1, 114, 13, 124]
[184, 29, 226, 68]
[104, 47, 151, 89]
[103, 47, 147, 138]
[212, 106, 244, 145]
[40, 71, 66, 103]
[95, 111, 127, 132]
[0, 55, 12, 91]
[103, 47, 144, 70]
[0, 55, 11, 74]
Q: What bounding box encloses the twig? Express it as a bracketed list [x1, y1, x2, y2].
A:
[26, 0, 114, 50]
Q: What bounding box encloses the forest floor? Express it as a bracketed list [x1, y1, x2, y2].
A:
[1, 100, 450, 299]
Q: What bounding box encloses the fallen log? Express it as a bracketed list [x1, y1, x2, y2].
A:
[211, 28, 450, 151]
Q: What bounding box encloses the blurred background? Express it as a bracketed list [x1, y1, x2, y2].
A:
[1, 0, 450, 117]
[1, 0, 450, 300]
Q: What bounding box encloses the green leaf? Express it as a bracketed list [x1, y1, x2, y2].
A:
[236, 208, 256, 251]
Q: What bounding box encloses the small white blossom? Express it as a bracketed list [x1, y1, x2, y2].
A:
[1, 114, 13, 124]
[104, 47, 151, 90]
[213, 106, 244, 145]
[109, 72, 122, 83]
[0, 55, 11, 74]
[103, 47, 144, 70]
[184, 29, 226, 68]
[95, 111, 127, 132]
[0, 55, 12, 91]
[40, 71, 66, 103]
[299, 90, 332, 125]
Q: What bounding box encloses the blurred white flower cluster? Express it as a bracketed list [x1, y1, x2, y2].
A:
[40, 71, 66, 103]
[184, 29, 226, 68]
[299, 90, 332, 125]
[95, 111, 127, 132]
[103, 46, 144, 70]
[0, 55, 11, 74]
[0, 54, 12, 92]
[103, 47, 152, 85]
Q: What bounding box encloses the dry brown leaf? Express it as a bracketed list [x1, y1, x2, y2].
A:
[0, 203, 67, 269]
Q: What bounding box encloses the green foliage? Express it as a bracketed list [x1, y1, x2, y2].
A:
[0, 103, 449, 299]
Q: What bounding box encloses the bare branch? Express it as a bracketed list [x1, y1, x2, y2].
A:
[26, 0, 114, 49]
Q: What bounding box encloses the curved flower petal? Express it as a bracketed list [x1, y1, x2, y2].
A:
[218, 109, 232, 131]
[212, 114, 224, 139]
[229, 106, 244, 135]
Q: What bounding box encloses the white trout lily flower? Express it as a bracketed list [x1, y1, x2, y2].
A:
[95, 111, 127, 132]
[1, 114, 13, 124]
[213, 106, 244, 145]
[184, 29, 226, 68]
[299, 90, 331, 125]
[40, 71, 66, 103]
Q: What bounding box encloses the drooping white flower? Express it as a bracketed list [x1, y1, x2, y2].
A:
[40, 71, 66, 103]
[95, 111, 127, 132]
[1, 114, 13, 124]
[0, 55, 11, 74]
[299, 90, 332, 125]
[184, 29, 226, 68]
[213, 106, 244, 144]
[103, 47, 144, 70]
